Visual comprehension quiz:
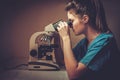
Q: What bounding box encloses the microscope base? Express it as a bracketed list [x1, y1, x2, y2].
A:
[28, 60, 60, 71]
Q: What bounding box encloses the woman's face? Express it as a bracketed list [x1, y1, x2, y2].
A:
[67, 10, 86, 35]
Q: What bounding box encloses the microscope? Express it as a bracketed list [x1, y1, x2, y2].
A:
[28, 20, 72, 70]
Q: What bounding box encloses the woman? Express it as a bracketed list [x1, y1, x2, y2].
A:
[57, 0, 120, 80]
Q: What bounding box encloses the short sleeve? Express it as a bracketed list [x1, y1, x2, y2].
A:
[72, 38, 87, 61]
[80, 33, 113, 71]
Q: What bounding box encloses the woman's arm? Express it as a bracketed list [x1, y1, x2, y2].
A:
[57, 21, 88, 79]
[62, 36, 87, 80]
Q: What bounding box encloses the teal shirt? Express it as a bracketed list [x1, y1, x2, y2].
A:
[73, 33, 120, 80]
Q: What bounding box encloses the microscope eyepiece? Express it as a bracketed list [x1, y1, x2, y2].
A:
[53, 19, 72, 31]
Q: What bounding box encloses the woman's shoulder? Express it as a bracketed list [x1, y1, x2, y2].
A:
[93, 32, 114, 43]
[75, 32, 115, 49]
[87, 32, 114, 50]
[98, 32, 113, 39]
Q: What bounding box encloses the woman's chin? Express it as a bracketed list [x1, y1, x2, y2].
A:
[74, 32, 80, 36]
[74, 32, 82, 36]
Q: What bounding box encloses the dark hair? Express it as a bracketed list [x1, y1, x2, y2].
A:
[65, 0, 110, 33]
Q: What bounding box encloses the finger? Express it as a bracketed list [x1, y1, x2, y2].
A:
[63, 21, 68, 27]
[59, 21, 64, 29]
[57, 22, 63, 30]
[61, 21, 65, 28]
[63, 21, 68, 29]
[57, 26, 61, 31]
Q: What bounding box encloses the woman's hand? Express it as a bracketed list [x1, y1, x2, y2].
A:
[57, 21, 70, 40]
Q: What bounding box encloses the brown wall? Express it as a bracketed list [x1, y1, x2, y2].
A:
[0, 0, 120, 70]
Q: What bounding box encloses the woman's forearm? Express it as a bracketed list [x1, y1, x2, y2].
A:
[62, 36, 79, 79]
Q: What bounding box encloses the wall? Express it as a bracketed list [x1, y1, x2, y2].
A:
[103, 0, 120, 48]
[0, 0, 68, 70]
[0, 0, 120, 70]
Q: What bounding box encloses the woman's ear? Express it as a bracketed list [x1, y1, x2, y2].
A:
[81, 15, 89, 23]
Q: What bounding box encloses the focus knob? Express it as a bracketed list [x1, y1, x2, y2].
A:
[30, 49, 37, 57]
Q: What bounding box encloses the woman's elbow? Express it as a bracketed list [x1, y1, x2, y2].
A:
[68, 71, 81, 80]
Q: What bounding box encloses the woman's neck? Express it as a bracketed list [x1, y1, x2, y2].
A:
[85, 26, 101, 45]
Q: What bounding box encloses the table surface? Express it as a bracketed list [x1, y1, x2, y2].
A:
[0, 64, 69, 80]
[0, 69, 69, 80]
